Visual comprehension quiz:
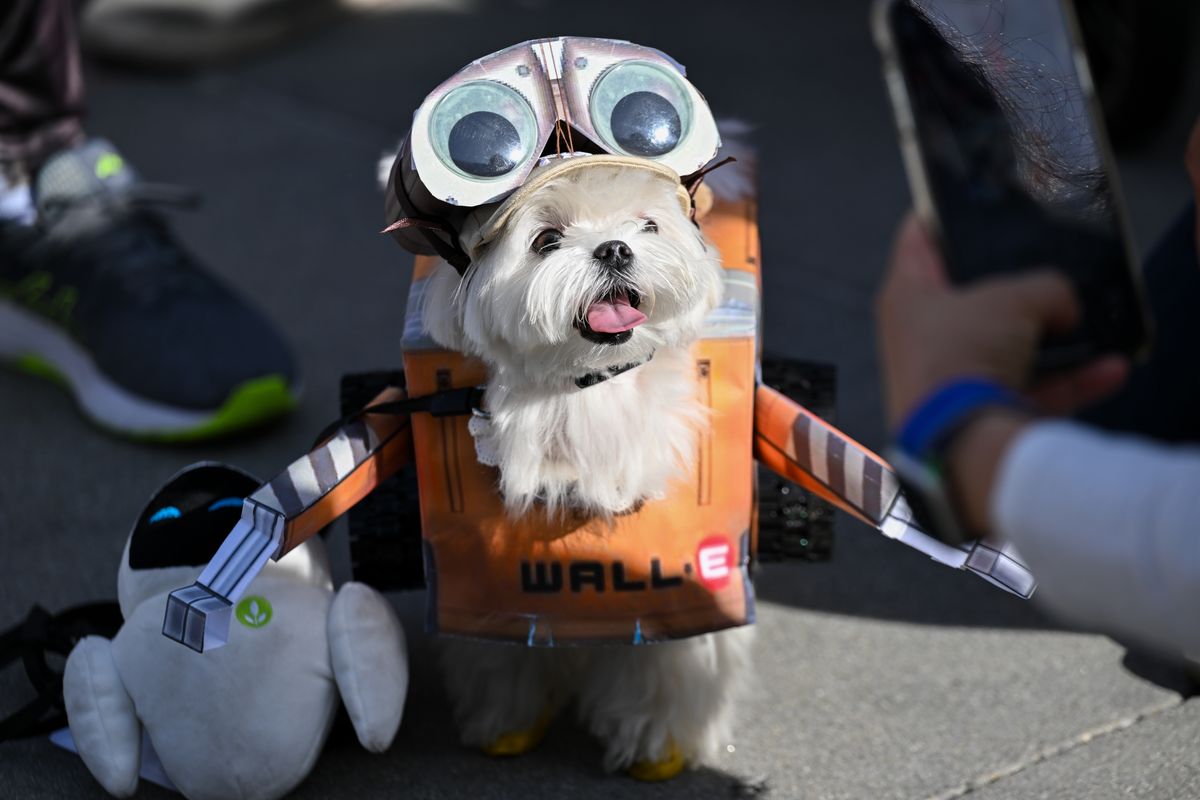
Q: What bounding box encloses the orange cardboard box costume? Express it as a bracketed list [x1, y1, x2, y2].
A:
[163, 187, 1034, 653]
[401, 190, 758, 644]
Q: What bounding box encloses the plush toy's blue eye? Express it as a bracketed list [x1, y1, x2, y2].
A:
[128, 464, 260, 571]
[149, 506, 181, 524]
[207, 497, 243, 512]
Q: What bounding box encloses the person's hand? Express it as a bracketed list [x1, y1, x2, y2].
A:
[875, 214, 1130, 534]
[875, 214, 1130, 429]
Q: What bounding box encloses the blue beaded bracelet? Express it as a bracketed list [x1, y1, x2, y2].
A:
[895, 378, 1026, 460]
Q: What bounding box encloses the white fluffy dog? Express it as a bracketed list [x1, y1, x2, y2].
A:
[416, 161, 755, 774]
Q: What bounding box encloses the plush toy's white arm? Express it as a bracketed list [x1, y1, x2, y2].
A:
[63, 636, 141, 798]
[328, 583, 409, 752]
[162, 387, 414, 652]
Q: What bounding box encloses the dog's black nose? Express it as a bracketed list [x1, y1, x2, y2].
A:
[593, 240, 633, 269]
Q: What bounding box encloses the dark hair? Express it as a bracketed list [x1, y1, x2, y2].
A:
[907, 0, 1110, 220]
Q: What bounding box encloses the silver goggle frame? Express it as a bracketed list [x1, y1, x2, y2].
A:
[408, 37, 721, 209]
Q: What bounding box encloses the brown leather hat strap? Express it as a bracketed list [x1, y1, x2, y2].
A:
[682, 156, 737, 197]
[389, 174, 473, 273]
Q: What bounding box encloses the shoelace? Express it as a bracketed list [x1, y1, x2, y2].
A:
[38, 184, 214, 309]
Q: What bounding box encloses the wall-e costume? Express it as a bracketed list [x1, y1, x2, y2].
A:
[161, 36, 1035, 655]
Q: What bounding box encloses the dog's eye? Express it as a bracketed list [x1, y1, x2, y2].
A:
[640, 219, 658, 234]
[532, 228, 563, 254]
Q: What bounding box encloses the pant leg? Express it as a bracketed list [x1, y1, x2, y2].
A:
[0, 0, 85, 172]
[1078, 201, 1200, 442]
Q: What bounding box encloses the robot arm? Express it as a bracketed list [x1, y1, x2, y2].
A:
[753, 383, 1036, 598]
[162, 387, 415, 652]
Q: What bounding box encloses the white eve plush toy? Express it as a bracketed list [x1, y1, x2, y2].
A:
[62, 463, 408, 800]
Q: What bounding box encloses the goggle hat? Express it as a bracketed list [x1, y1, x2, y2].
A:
[385, 36, 723, 272]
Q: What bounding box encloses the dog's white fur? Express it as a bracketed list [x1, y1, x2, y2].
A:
[420, 162, 754, 770]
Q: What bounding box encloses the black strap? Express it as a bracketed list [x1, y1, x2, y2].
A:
[574, 354, 653, 389]
[682, 155, 737, 197]
[0, 603, 123, 740]
[681, 155, 739, 221]
[312, 385, 484, 449]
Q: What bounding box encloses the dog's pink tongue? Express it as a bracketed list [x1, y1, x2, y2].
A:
[586, 292, 646, 333]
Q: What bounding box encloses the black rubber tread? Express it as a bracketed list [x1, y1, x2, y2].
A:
[341, 357, 840, 590]
[341, 370, 425, 591]
[755, 356, 838, 564]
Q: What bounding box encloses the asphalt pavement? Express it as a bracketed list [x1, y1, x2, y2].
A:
[1, 2, 1198, 798]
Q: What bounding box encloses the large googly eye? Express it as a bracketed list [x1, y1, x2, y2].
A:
[430, 81, 538, 180]
[589, 61, 692, 158]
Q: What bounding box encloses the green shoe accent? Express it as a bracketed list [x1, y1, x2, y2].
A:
[135, 374, 297, 443]
[12, 353, 68, 387]
[95, 153, 126, 180]
[8, 351, 295, 443]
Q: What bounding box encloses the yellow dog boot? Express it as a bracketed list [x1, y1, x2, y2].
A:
[480, 710, 553, 757]
[627, 739, 685, 781]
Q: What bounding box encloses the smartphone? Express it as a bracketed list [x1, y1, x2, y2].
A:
[872, 0, 1152, 370]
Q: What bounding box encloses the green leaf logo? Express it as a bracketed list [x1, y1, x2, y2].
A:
[235, 595, 273, 628]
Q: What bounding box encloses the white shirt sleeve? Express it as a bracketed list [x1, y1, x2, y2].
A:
[991, 420, 1200, 656]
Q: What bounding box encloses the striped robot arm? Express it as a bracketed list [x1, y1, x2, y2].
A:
[753, 384, 1035, 598]
[162, 387, 415, 652]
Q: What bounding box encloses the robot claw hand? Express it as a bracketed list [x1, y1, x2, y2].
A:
[163, 387, 415, 652]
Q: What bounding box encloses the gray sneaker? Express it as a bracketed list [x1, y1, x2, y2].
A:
[0, 140, 300, 441]
[81, 0, 340, 68]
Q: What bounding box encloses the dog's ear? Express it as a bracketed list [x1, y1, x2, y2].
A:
[419, 260, 469, 352]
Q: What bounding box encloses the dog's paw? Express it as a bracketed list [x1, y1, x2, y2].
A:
[627, 739, 686, 782]
[479, 709, 553, 757]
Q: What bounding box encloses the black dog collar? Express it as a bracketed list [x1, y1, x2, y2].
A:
[574, 352, 654, 389]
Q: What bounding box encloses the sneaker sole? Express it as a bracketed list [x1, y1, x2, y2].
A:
[0, 298, 296, 442]
[81, 0, 341, 69]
